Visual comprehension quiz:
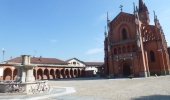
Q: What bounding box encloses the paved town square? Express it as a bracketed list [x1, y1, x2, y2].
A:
[1, 76, 169, 100]
[48, 76, 170, 100]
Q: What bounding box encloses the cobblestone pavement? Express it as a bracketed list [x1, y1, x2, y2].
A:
[48, 76, 170, 100]
[0, 76, 170, 100]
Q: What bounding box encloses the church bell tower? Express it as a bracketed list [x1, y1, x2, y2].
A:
[138, 0, 150, 24]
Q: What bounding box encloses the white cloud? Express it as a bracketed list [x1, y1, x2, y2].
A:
[50, 39, 57, 43]
[85, 48, 103, 55]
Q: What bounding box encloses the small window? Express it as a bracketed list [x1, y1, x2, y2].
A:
[122, 29, 127, 40]
[150, 50, 155, 62]
[114, 48, 117, 55]
[73, 62, 76, 65]
[118, 47, 121, 54]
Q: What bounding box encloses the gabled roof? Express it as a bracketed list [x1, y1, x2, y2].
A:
[6, 56, 68, 65]
[66, 58, 84, 64]
[110, 12, 134, 23]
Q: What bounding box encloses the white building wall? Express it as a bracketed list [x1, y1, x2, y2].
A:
[85, 66, 98, 74]
[68, 59, 85, 67]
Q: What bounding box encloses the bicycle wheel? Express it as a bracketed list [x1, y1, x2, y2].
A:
[18, 85, 26, 93]
[5, 85, 12, 93]
[43, 85, 50, 92]
[34, 85, 41, 94]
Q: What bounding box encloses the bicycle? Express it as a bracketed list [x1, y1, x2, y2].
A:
[5, 81, 25, 93]
[34, 81, 50, 94]
[29, 86, 37, 94]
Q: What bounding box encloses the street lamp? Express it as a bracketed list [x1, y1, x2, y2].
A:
[2, 48, 5, 62]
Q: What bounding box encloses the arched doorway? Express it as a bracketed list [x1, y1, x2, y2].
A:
[70, 69, 73, 78]
[65, 69, 69, 78]
[3, 68, 12, 80]
[74, 69, 77, 78]
[61, 69, 65, 78]
[50, 69, 55, 79]
[44, 69, 49, 79]
[37, 69, 43, 80]
[123, 63, 131, 77]
[56, 69, 60, 79]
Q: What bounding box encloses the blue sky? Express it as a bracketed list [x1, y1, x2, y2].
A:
[0, 0, 170, 62]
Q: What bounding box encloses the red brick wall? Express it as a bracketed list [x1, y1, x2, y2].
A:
[168, 47, 170, 59]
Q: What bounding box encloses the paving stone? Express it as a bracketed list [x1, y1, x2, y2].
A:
[0, 76, 170, 100]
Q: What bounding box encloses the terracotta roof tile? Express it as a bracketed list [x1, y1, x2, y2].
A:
[6, 56, 68, 65]
[84, 62, 104, 66]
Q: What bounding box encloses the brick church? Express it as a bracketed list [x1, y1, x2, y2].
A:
[104, 0, 170, 78]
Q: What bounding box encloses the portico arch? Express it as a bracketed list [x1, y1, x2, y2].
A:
[3, 68, 12, 80]
[70, 69, 73, 78]
[37, 68, 43, 80]
[50, 69, 55, 79]
[56, 69, 60, 79]
[61, 69, 65, 78]
[65, 69, 69, 78]
[74, 69, 77, 78]
[44, 69, 49, 79]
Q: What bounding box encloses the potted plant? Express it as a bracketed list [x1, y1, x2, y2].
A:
[128, 74, 133, 79]
[107, 76, 110, 79]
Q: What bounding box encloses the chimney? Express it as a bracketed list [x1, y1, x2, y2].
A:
[40, 56, 42, 58]
[10, 56, 12, 60]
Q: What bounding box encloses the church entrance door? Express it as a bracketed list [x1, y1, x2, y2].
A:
[123, 63, 131, 77]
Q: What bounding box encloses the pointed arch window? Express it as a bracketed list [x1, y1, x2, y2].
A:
[150, 50, 155, 62]
[122, 29, 127, 40]
[114, 48, 117, 55]
[127, 46, 131, 53]
[132, 45, 136, 52]
[118, 47, 121, 54]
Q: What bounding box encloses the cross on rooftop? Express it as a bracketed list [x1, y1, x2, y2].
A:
[120, 5, 123, 12]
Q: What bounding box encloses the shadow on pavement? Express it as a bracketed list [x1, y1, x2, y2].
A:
[132, 95, 170, 100]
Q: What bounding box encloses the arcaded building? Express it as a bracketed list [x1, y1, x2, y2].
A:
[0, 56, 104, 80]
[104, 0, 170, 78]
[0, 56, 85, 80]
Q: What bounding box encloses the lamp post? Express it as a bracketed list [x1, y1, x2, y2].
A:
[2, 48, 5, 62]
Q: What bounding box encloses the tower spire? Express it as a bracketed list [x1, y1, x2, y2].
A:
[107, 12, 109, 22]
[153, 11, 158, 21]
[139, 0, 144, 12]
[133, 2, 136, 14]
[107, 12, 110, 32]
[138, 0, 150, 24]
[104, 26, 107, 38]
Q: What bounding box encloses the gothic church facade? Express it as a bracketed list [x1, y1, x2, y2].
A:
[104, 0, 170, 78]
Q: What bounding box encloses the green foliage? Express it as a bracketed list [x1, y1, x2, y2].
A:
[107, 76, 110, 79]
[128, 74, 133, 79]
